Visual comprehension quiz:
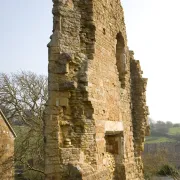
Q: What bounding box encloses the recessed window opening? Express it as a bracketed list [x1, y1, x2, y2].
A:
[103, 28, 106, 35]
[116, 32, 127, 88]
[105, 134, 119, 154]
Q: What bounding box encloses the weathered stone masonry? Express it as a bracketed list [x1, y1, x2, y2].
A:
[0, 109, 16, 180]
[44, 0, 149, 179]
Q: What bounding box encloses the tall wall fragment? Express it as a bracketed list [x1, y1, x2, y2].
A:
[44, 0, 149, 179]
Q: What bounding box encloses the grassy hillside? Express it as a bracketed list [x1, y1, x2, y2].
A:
[145, 127, 180, 144]
[168, 127, 180, 135]
[145, 136, 176, 144]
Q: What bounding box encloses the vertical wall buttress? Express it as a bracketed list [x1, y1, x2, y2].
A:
[130, 51, 150, 158]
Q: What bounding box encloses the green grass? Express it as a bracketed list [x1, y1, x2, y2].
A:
[145, 127, 180, 144]
[145, 136, 176, 144]
[13, 125, 30, 134]
[168, 127, 180, 135]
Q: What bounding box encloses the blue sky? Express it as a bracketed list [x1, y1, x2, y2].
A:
[0, 0, 180, 123]
[0, 0, 52, 74]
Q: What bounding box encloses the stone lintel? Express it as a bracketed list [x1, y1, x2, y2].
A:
[96, 120, 124, 133]
[106, 131, 122, 135]
[105, 121, 124, 134]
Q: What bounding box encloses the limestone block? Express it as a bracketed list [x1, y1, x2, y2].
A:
[47, 31, 60, 47]
[63, 0, 74, 10]
[56, 97, 69, 107]
[59, 81, 77, 91]
[48, 82, 59, 91]
[105, 121, 124, 133]
[55, 63, 69, 74]
[49, 53, 59, 61]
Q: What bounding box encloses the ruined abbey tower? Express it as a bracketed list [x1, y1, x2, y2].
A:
[44, 0, 149, 179]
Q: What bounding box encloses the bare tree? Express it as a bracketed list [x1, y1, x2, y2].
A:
[0, 71, 47, 179]
[143, 149, 169, 179]
[143, 149, 180, 180]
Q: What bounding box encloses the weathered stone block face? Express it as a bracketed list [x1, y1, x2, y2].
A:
[44, 0, 148, 179]
[0, 111, 15, 180]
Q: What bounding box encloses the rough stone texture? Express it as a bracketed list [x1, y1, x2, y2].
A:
[0, 110, 16, 180]
[44, 0, 149, 179]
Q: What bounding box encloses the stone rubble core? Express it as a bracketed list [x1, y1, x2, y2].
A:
[44, 0, 149, 179]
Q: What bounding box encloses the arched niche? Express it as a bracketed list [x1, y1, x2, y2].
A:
[116, 32, 127, 88]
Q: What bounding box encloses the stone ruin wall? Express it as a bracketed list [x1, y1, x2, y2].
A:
[44, 0, 149, 179]
[0, 112, 15, 180]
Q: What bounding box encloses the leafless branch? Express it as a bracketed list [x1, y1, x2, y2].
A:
[0, 71, 47, 179]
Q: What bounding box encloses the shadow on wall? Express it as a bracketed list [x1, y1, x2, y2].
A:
[116, 32, 127, 89]
[64, 164, 82, 180]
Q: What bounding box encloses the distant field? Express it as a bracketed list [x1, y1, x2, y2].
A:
[145, 127, 180, 144]
[168, 127, 180, 135]
[145, 136, 176, 144]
